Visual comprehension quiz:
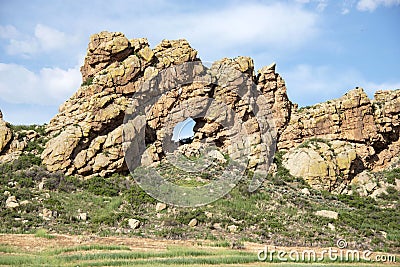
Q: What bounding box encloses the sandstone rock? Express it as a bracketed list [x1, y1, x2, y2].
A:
[213, 223, 223, 230]
[5, 196, 19, 209]
[350, 170, 398, 198]
[19, 200, 31, 206]
[280, 88, 376, 149]
[78, 212, 87, 221]
[41, 33, 200, 176]
[207, 150, 226, 163]
[0, 112, 12, 153]
[153, 39, 197, 68]
[81, 31, 133, 81]
[257, 62, 292, 138]
[372, 89, 400, 169]
[279, 88, 400, 175]
[0, 135, 27, 162]
[204, 211, 213, 218]
[370, 187, 388, 199]
[38, 31, 400, 196]
[41, 208, 53, 220]
[188, 218, 198, 227]
[228, 224, 238, 233]
[38, 181, 45, 191]
[327, 223, 336, 231]
[138, 46, 154, 62]
[128, 218, 140, 229]
[315, 210, 338, 220]
[283, 140, 358, 192]
[380, 231, 388, 239]
[156, 202, 167, 212]
[301, 188, 311, 195]
[39, 32, 290, 179]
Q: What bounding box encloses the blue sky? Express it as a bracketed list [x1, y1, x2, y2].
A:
[0, 0, 399, 125]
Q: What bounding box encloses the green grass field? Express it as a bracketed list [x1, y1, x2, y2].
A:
[0, 235, 398, 267]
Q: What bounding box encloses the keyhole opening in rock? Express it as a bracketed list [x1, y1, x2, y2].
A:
[171, 117, 196, 145]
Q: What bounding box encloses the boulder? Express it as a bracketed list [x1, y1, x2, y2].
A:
[5, 196, 19, 209]
[188, 218, 198, 227]
[227, 224, 238, 233]
[283, 140, 359, 192]
[315, 210, 338, 220]
[78, 212, 87, 221]
[156, 202, 167, 212]
[128, 218, 140, 229]
[41, 208, 53, 220]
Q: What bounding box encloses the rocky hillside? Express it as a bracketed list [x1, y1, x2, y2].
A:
[281, 88, 400, 194]
[0, 31, 399, 197]
[0, 31, 399, 253]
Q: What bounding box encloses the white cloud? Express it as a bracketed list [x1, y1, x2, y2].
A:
[34, 24, 68, 50]
[0, 3, 318, 61]
[0, 25, 20, 39]
[154, 3, 319, 52]
[0, 63, 81, 105]
[292, 0, 328, 12]
[316, 0, 328, 12]
[341, 8, 350, 14]
[357, 0, 400, 11]
[3, 24, 71, 56]
[7, 39, 39, 56]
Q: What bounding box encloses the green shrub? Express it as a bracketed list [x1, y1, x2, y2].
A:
[210, 241, 231, 247]
[298, 138, 329, 149]
[124, 183, 156, 208]
[298, 105, 312, 112]
[175, 209, 206, 225]
[379, 186, 400, 201]
[24, 137, 47, 153]
[91, 198, 124, 226]
[337, 193, 377, 210]
[43, 198, 64, 212]
[84, 176, 119, 197]
[384, 168, 400, 185]
[34, 229, 54, 239]
[81, 76, 94, 86]
[272, 150, 297, 183]
[5, 153, 42, 170]
[157, 227, 186, 239]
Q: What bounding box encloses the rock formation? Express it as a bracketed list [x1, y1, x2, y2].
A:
[2, 30, 396, 194]
[280, 88, 400, 192]
[0, 113, 42, 162]
[40, 31, 290, 177]
[0, 110, 12, 154]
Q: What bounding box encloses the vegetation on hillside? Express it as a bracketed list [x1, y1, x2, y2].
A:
[0, 124, 399, 254]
